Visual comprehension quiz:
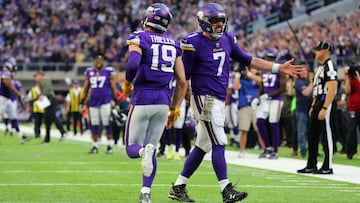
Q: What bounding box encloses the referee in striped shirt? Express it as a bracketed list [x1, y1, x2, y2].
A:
[297, 41, 338, 175]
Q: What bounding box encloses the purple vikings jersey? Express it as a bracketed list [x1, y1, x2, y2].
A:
[180, 31, 252, 101]
[127, 30, 181, 105]
[261, 71, 282, 100]
[85, 67, 114, 107]
[0, 70, 13, 99]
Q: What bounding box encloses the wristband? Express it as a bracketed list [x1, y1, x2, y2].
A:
[322, 106, 328, 110]
[272, 63, 280, 73]
[235, 72, 241, 79]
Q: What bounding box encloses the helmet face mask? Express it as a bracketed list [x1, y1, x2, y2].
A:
[197, 3, 228, 40]
[4, 60, 17, 72]
[142, 3, 172, 32]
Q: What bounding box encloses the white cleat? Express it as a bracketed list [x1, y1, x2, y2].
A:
[142, 144, 155, 177]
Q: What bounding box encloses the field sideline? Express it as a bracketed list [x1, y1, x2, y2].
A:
[0, 124, 359, 202]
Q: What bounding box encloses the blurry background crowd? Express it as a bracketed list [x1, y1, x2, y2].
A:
[0, 0, 358, 68]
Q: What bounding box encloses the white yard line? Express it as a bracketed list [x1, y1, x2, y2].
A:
[0, 183, 358, 190]
[3, 124, 360, 185]
[216, 151, 360, 185]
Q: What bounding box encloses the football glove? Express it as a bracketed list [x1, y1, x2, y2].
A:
[121, 81, 133, 96]
[168, 108, 180, 123]
[251, 98, 259, 109]
[259, 94, 269, 100]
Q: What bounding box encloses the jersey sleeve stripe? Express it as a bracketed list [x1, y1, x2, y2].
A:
[127, 37, 140, 46]
[180, 42, 195, 51]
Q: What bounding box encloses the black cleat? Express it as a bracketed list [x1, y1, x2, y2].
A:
[230, 138, 240, 147]
[297, 167, 317, 174]
[88, 146, 98, 154]
[106, 146, 113, 154]
[313, 168, 333, 175]
[168, 183, 195, 202]
[222, 183, 248, 203]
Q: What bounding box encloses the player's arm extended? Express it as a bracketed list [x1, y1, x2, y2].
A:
[250, 57, 303, 78]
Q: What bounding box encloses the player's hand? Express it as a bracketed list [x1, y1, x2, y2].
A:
[279, 58, 305, 78]
[166, 108, 180, 129]
[122, 81, 133, 96]
[251, 98, 259, 109]
[259, 94, 269, 101]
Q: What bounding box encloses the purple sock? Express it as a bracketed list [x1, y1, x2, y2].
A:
[233, 126, 239, 135]
[257, 118, 270, 147]
[165, 128, 173, 145]
[126, 144, 143, 158]
[91, 125, 99, 136]
[181, 146, 205, 178]
[212, 145, 227, 181]
[175, 129, 182, 152]
[143, 152, 157, 187]
[105, 125, 112, 135]
[11, 119, 20, 132]
[270, 123, 280, 152]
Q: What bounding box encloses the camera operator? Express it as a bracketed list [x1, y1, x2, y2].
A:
[343, 63, 360, 159]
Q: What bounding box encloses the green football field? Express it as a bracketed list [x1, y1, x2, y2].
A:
[0, 131, 359, 203]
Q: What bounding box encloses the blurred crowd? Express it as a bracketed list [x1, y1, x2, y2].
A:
[0, 0, 358, 66]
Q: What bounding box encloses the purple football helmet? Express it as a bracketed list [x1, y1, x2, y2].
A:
[3, 57, 17, 72]
[142, 3, 172, 32]
[265, 48, 278, 61]
[197, 3, 228, 39]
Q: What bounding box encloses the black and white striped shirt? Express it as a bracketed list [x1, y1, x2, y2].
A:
[313, 59, 338, 96]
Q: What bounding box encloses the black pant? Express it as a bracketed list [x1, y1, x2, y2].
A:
[43, 96, 66, 143]
[69, 112, 82, 135]
[32, 112, 44, 137]
[280, 116, 295, 148]
[307, 99, 335, 170]
[346, 111, 360, 156]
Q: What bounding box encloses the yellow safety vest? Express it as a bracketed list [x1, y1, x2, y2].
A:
[69, 88, 83, 112]
[31, 86, 44, 113]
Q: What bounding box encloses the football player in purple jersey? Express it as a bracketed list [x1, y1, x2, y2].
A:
[251, 48, 286, 159]
[121, 3, 187, 203]
[81, 55, 117, 154]
[0, 60, 32, 143]
[168, 3, 303, 203]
